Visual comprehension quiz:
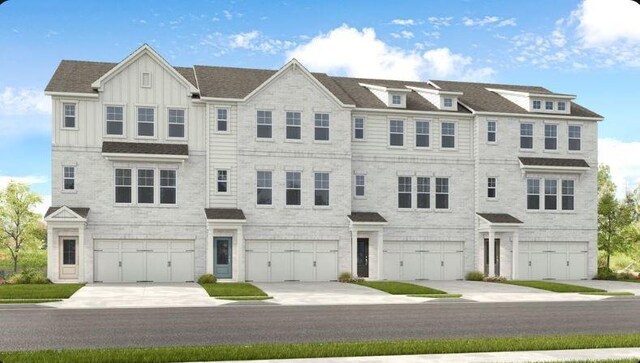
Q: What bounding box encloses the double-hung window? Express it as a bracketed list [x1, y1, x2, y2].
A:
[544, 179, 557, 210]
[314, 113, 330, 141]
[168, 109, 185, 138]
[443, 97, 453, 108]
[415, 120, 429, 147]
[137, 169, 154, 204]
[256, 171, 272, 205]
[106, 106, 124, 135]
[562, 180, 575, 210]
[520, 123, 533, 149]
[137, 107, 155, 137]
[217, 170, 228, 193]
[63, 103, 76, 128]
[441, 122, 455, 148]
[533, 100, 541, 110]
[286, 112, 301, 140]
[314, 172, 330, 206]
[558, 101, 566, 111]
[568, 125, 581, 151]
[115, 168, 132, 203]
[544, 124, 557, 150]
[257, 110, 272, 139]
[398, 177, 412, 209]
[63, 166, 75, 191]
[353, 117, 364, 140]
[487, 177, 496, 199]
[355, 175, 365, 197]
[487, 121, 497, 143]
[545, 101, 554, 110]
[286, 172, 301, 206]
[417, 177, 430, 209]
[392, 95, 402, 105]
[160, 170, 177, 204]
[389, 120, 404, 146]
[435, 177, 449, 209]
[217, 109, 228, 132]
[527, 178, 540, 210]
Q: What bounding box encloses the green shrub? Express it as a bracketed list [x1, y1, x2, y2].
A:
[595, 267, 617, 280]
[7, 269, 50, 284]
[465, 271, 485, 281]
[197, 274, 217, 284]
[617, 271, 636, 280]
[338, 272, 353, 283]
[483, 276, 506, 282]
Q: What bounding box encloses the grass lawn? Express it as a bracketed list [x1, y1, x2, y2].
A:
[199, 283, 267, 297]
[579, 291, 635, 296]
[353, 281, 446, 295]
[407, 294, 462, 298]
[1, 334, 639, 363]
[0, 284, 84, 299]
[499, 280, 605, 293]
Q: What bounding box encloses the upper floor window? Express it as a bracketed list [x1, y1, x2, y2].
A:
[63, 166, 75, 191]
[389, 120, 404, 146]
[256, 171, 272, 205]
[532, 100, 541, 110]
[286, 171, 301, 206]
[137, 169, 154, 204]
[520, 123, 533, 149]
[257, 110, 272, 139]
[487, 177, 496, 199]
[545, 101, 554, 110]
[217, 109, 228, 132]
[141, 72, 152, 88]
[286, 112, 301, 140]
[562, 180, 575, 210]
[168, 109, 185, 138]
[314, 172, 330, 206]
[216, 170, 228, 193]
[544, 179, 558, 210]
[106, 106, 124, 135]
[441, 122, 455, 148]
[415, 121, 429, 148]
[353, 117, 364, 140]
[544, 124, 557, 150]
[355, 175, 365, 197]
[398, 176, 412, 209]
[160, 170, 177, 205]
[63, 103, 76, 129]
[443, 97, 453, 108]
[314, 113, 330, 141]
[487, 121, 497, 143]
[391, 95, 402, 105]
[568, 125, 581, 151]
[417, 177, 430, 209]
[557, 101, 566, 111]
[435, 177, 449, 209]
[115, 168, 132, 204]
[137, 107, 155, 137]
[526, 178, 540, 210]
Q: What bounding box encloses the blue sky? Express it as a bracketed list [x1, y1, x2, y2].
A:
[1, 0, 640, 212]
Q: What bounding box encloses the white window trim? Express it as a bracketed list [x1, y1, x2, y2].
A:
[388, 119, 405, 148]
[442, 97, 454, 109]
[519, 121, 535, 152]
[532, 99, 542, 110]
[397, 175, 413, 210]
[215, 107, 231, 134]
[525, 177, 576, 213]
[354, 174, 366, 199]
[167, 107, 187, 140]
[543, 122, 559, 153]
[159, 169, 178, 205]
[526, 177, 541, 211]
[62, 165, 77, 193]
[113, 166, 179, 207]
[135, 105, 158, 139]
[215, 169, 229, 194]
[544, 100, 555, 111]
[114, 167, 134, 206]
[256, 170, 274, 208]
[416, 176, 432, 210]
[256, 110, 274, 141]
[285, 171, 302, 207]
[141, 72, 152, 88]
[391, 95, 402, 105]
[486, 120, 498, 145]
[567, 123, 583, 153]
[486, 176, 497, 201]
[434, 177, 451, 211]
[61, 100, 79, 130]
[414, 119, 431, 149]
[313, 172, 330, 208]
[352, 116, 365, 141]
[561, 179, 576, 211]
[285, 111, 303, 142]
[313, 112, 331, 143]
[104, 104, 126, 138]
[440, 120, 457, 150]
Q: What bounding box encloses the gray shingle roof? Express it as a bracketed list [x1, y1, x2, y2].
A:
[477, 213, 523, 224]
[45, 206, 90, 218]
[518, 157, 590, 168]
[348, 212, 387, 223]
[204, 208, 246, 220]
[102, 141, 188, 155]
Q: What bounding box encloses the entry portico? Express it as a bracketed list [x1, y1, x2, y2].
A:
[44, 206, 89, 283]
[477, 213, 522, 279]
[348, 212, 387, 280]
[205, 208, 246, 282]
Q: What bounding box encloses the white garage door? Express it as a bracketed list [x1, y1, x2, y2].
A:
[94, 240, 195, 283]
[245, 241, 338, 282]
[383, 242, 464, 281]
[518, 242, 588, 280]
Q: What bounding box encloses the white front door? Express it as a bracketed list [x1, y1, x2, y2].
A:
[59, 237, 79, 280]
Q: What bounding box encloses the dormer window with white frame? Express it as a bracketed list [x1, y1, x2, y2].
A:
[532, 100, 541, 110]
[405, 85, 461, 111]
[358, 83, 409, 109]
[391, 95, 402, 105]
[443, 97, 453, 108]
[141, 72, 152, 88]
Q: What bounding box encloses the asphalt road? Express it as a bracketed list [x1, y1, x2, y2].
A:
[1, 299, 640, 351]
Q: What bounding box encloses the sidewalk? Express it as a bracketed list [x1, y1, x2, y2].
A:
[210, 348, 640, 363]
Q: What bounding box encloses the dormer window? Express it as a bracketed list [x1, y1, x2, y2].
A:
[392, 95, 402, 105]
[532, 100, 541, 110]
[443, 98, 453, 108]
[557, 101, 566, 111]
[545, 101, 554, 110]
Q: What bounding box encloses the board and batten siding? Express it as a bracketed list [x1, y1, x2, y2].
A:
[208, 103, 239, 208]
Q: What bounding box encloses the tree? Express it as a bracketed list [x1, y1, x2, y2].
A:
[597, 165, 638, 270]
[0, 182, 43, 273]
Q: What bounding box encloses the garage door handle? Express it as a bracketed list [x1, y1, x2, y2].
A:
[566, 261, 569, 266]
[313, 261, 316, 267]
[268, 261, 271, 267]
[528, 261, 531, 266]
[441, 261, 444, 267]
[400, 261, 403, 267]
[118, 261, 122, 267]
[168, 261, 171, 267]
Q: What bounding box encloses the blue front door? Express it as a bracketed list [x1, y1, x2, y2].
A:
[214, 237, 232, 279]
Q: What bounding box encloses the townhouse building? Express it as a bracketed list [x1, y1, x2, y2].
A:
[43, 45, 602, 284]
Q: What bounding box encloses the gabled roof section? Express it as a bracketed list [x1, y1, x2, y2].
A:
[90, 44, 198, 94]
[477, 213, 523, 224]
[45, 61, 116, 94]
[44, 206, 89, 220]
[430, 80, 602, 118]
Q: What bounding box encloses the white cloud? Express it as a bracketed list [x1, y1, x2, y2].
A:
[599, 138, 640, 198]
[391, 30, 414, 39]
[229, 31, 295, 54]
[574, 0, 640, 47]
[391, 18, 416, 26]
[427, 16, 453, 29]
[462, 16, 516, 27]
[0, 175, 48, 189]
[0, 87, 50, 116]
[223, 10, 233, 20]
[287, 25, 494, 81]
[497, 18, 517, 27]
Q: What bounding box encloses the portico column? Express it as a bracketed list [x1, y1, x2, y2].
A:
[78, 224, 85, 283]
[377, 229, 384, 280]
[237, 226, 245, 281]
[512, 231, 519, 279]
[46, 225, 55, 281]
[488, 230, 496, 277]
[351, 228, 358, 277]
[206, 226, 214, 274]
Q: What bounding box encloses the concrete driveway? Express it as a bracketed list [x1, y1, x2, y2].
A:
[557, 280, 640, 295]
[253, 282, 427, 306]
[46, 283, 226, 309]
[410, 280, 607, 303]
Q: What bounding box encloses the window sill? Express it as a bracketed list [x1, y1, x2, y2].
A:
[354, 196, 366, 200]
[166, 137, 187, 141]
[415, 146, 431, 150]
[313, 140, 332, 144]
[61, 127, 79, 131]
[519, 148, 535, 153]
[284, 205, 303, 209]
[104, 134, 127, 139]
[256, 204, 275, 208]
[567, 150, 583, 154]
[543, 149, 559, 153]
[526, 209, 576, 214]
[486, 142, 498, 146]
[485, 198, 498, 202]
[256, 138, 274, 142]
[113, 203, 179, 208]
[285, 139, 303, 143]
[440, 147, 457, 151]
[387, 145, 406, 149]
[61, 190, 78, 194]
[135, 136, 158, 140]
[214, 130, 231, 135]
[352, 138, 366, 142]
[312, 205, 331, 210]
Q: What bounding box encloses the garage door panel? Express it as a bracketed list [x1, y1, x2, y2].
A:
[95, 252, 120, 282]
[442, 242, 463, 252]
[294, 241, 314, 251]
[122, 252, 145, 282]
[383, 252, 401, 280]
[147, 241, 169, 251]
[146, 252, 169, 282]
[404, 242, 422, 253]
[422, 252, 441, 280]
[246, 251, 269, 282]
[568, 243, 588, 252]
[443, 252, 463, 280]
[293, 252, 314, 281]
[529, 243, 547, 252]
[518, 252, 530, 280]
[568, 253, 587, 280]
[316, 241, 338, 251]
[171, 251, 194, 282]
[530, 253, 547, 280]
[95, 240, 120, 251]
[549, 242, 567, 253]
[384, 243, 402, 252]
[270, 241, 292, 251]
[121, 241, 145, 251]
[316, 251, 337, 281]
[270, 252, 292, 281]
[402, 252, 421, 280]
[171, 241, 193, 251]
[548, 253, 568, 280]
